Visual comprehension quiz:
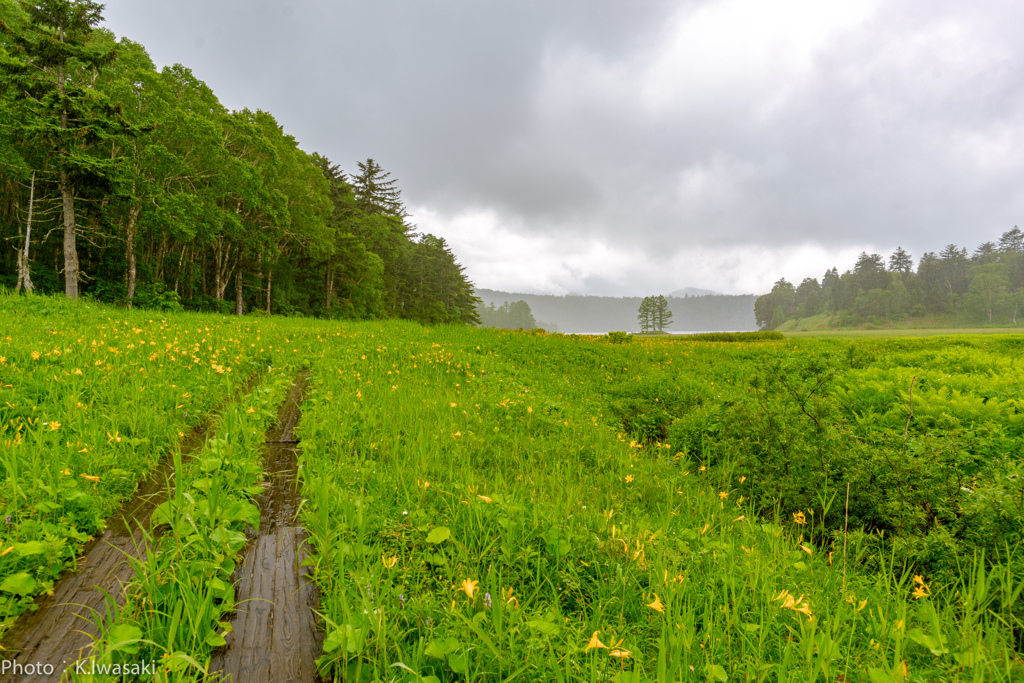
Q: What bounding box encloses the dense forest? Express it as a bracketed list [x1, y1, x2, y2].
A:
[476, 299, 541, 330]
[0, 0, 480, 323]
[477, 289, 757, 333]
[755, 228, 1024, 330]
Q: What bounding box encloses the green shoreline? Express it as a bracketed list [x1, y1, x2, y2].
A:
[784, 326, 1024, 337]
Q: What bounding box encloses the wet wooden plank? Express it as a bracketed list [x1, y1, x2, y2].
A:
[209, 375, 323, 682]
[0, 373, 263, 683]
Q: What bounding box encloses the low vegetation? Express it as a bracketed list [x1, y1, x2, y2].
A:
[0, 294, 1020, 681]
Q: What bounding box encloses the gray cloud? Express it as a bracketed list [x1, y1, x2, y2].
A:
[100, 0, 1024, 295]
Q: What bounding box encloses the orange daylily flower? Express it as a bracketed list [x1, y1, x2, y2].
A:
[647, 594, 665, 613]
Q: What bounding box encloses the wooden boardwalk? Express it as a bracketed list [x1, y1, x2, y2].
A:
[0, 373, 324, 682]
[208, 374, 323, 683]
[0, 418, 215, 682]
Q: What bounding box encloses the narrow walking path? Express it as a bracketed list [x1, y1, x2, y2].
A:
[0, 373, 262, 682]
[208, 374, 322, 683]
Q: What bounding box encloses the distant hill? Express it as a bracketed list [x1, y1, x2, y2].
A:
[669, 287, 720, 297]
[476, 289, 759, 334]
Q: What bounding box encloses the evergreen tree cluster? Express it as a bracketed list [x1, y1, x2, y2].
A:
[637, 294, 672, 333]
[0, 0, 480, 323]
[476, 299, 537, 330]
[755, 228, 1024, 329]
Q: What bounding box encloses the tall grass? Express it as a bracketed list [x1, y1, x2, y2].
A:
[296, 325, 1023, 681]
[2, 298, 1021, 680]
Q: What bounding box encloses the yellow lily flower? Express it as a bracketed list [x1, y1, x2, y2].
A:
[585, 631, 607, 652]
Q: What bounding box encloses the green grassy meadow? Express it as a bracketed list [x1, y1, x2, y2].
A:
[0, 295, 1021, 681]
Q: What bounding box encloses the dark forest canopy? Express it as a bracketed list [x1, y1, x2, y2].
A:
[755, 228, 1024, 330]
[0, 0, 480, 324]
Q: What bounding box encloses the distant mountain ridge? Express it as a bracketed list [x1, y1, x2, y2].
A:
[476, 289, 758, 334]
[670, 287, 720, 297]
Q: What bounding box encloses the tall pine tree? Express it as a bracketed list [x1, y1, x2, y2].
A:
[1, 0, 121, 298]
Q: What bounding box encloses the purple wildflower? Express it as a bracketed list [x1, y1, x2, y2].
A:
[484, 592, 492, 608]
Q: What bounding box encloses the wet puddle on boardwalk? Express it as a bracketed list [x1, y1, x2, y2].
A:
[208, 373, 322, 682]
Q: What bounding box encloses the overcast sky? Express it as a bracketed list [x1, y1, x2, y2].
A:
[99, 0, 1024, 296]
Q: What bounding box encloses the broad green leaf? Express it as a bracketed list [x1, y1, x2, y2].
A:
[14, 540, 47, 556]
[526, 619, 560, 636]
[224, 500, 259, 525]
[205, 631, 227, 647]
[425, 526, 450, 544]
[424, 637, 459, 659]
[868, 668, 896, 683]
[108, 623, 142, 654]
[0, 572, 36, 595]
[322, 624, 366, 654]
[447, 652, 468, 674]
[707, 663, 727, 682]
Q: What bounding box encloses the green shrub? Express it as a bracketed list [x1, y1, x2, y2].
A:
[674, 330, 784, 342]
[605, 330, 632, 344]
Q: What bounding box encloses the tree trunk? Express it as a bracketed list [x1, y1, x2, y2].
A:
[126, 205, 140, 307]
[173, 244, 187, 294]
[234, 266, 244, 315]
[57, 54, 79, 300]
[60, 168, 78, 299]
[212, 236, 235, 300]
[326, 263, 333, 310]
[155, 233, 168, 281]
[16, 171, 34, 294]
[265, 267, 272, 314]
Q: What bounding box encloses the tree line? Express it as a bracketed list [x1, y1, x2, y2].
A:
[755, 228, 1024, 329]
[476, 300, 538, 330]
[0, 0, 480, 324]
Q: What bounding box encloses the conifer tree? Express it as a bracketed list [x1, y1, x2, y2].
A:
[1, 0, 121, 298]
[637, 296, 653, 333]
[352, 158, 407, 218]
[651, 294, 673, 331]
